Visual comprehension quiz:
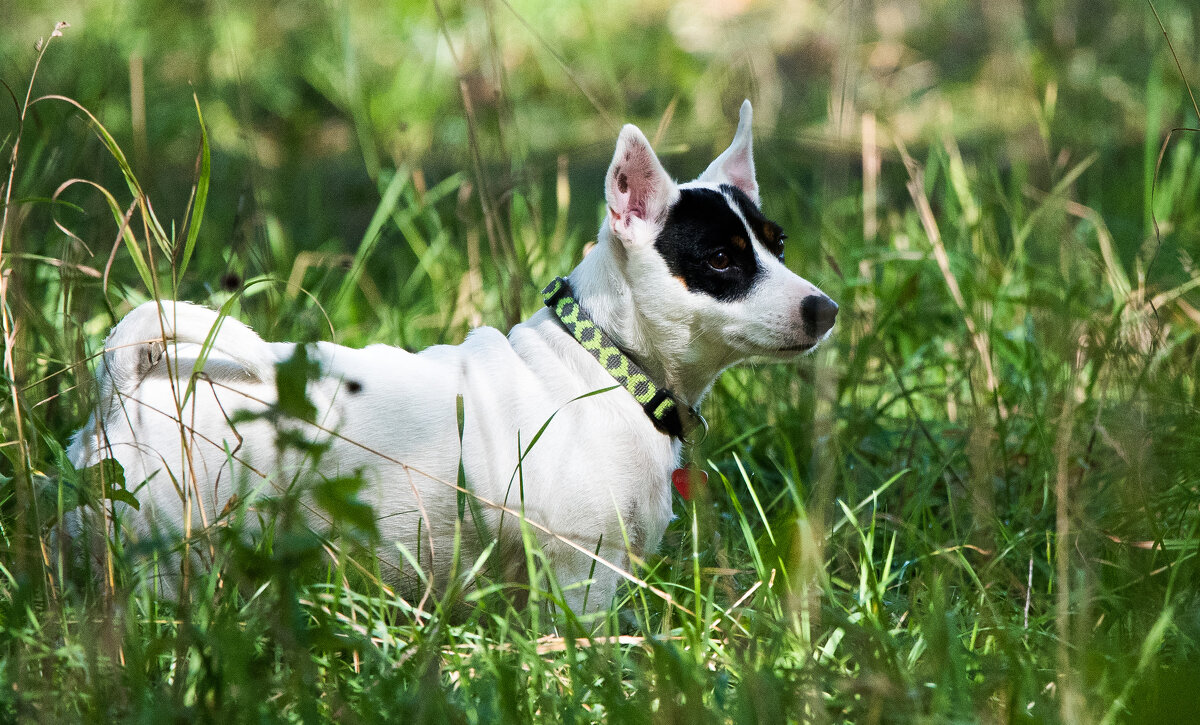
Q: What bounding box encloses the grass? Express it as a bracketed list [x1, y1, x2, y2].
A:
[3, 1, 1200, 721]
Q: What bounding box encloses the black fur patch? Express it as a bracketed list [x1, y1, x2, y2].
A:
[345, 380, 363, 394]
[654, 187, 783, 301]
[721, 184, 785, 260]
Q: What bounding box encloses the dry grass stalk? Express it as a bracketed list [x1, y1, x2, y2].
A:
[893, 133, 1005, 418]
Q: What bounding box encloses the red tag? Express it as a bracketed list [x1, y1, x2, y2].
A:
[671, 466, 708, 500]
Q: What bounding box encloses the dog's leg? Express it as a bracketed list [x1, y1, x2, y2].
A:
[541, 539, 625, 619]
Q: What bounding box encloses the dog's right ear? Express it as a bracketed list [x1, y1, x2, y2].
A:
[697, 99, 758, 205]
[605, 124, 677, 244]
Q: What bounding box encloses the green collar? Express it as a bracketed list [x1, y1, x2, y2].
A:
[543, 276, 704, 440]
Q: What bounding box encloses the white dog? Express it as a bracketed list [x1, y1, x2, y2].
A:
[68, 101, 837, 615]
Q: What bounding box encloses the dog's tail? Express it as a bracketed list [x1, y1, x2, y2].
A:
[98, 300, 275, 402]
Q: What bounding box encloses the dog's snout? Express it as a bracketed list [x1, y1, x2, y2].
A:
[801, 295, 838, 337]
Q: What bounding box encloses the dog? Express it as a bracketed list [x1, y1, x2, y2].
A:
[68, 100, 837, 615]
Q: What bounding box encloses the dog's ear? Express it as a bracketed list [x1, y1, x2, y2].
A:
[605, 124, 677, 243]
[697, 99, 758, 205]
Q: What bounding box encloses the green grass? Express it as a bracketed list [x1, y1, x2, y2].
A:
[3, 1, 1200, 722]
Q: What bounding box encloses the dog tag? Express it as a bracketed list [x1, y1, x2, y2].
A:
[671, 465, 707, 501]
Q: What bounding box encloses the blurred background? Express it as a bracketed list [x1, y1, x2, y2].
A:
[6, 0, 1196, 321]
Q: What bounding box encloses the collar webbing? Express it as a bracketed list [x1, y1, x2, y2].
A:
[543, 276, 703, 440]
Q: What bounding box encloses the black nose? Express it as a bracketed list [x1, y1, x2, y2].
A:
[801, 295, 838, 337]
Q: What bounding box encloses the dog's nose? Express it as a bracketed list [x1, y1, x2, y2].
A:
[801, 295, 838, 337]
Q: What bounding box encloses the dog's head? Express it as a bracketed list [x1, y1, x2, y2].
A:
[600, 100, 837, 368]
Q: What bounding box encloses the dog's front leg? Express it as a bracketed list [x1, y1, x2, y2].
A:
[543, 538, 626, 619]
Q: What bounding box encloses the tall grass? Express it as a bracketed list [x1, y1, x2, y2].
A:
[3, 2, 1200, 722]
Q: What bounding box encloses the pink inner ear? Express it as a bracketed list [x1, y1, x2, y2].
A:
[726, 166, 757, 199]
[612, 154, 655, 220]
[626, 190, 646, 219]
[698, 139, 758, 203]
[718, 139, 757, 200]
[607, 125, 676, 228]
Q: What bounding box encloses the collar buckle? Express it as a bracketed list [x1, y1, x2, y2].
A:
[642, 388, 679, 437]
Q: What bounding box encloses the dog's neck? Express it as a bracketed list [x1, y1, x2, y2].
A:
[565, 235, 731, 410]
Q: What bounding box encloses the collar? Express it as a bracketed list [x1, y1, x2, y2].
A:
[543, 276, 705, 441]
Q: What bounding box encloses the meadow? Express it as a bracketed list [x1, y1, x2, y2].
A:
[2, 0, 1200, 721]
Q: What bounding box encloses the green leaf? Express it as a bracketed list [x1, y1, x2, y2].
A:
[456, 393, 467, 522]
[314, 472, 378, 537]
[275, 344, 319, 422]
[335, 168, 409, 307]
[77, 458, 138, 511]
[177, 93, 210, 279]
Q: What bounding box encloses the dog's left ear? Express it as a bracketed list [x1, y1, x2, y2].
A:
[697, 99, 758, 205]
[605, 124, 678, 243]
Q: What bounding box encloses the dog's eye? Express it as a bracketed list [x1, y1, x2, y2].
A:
[707, 251, 731, 270]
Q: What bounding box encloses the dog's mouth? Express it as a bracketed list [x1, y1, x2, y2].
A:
[777, 342, 816, 353]
[732, 330, 824, 359]
[743, 341, 817, 361]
